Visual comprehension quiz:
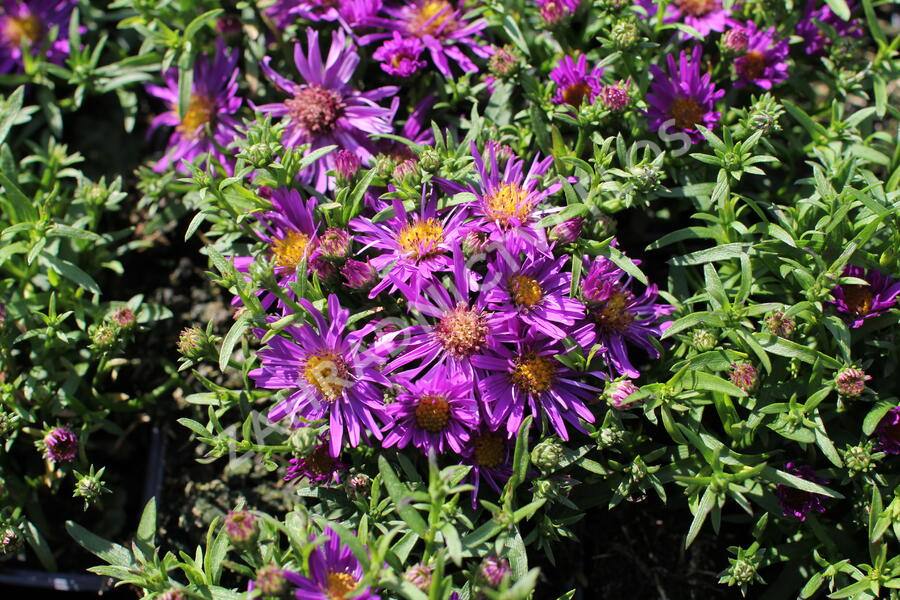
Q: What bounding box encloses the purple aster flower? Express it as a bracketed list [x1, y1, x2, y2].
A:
[285, 442, 347, 485]
[828, 265, 900, 328]
[482, 251, 585, 341]
[550, 54, 603, 107]
[438, 142, 562, 253]
[146, 43, 242, 173]
[646, 46, 725, 144]
[875, 406, 900, 455]
[249, 295, 391, 457]
[350, 193, 465, 298]
[373, 31, 427, 77]
[382, 371, 480, 454]
[265, 0, 381, 30]
[257, 29, 398, 191]
[536, 0, 580, 25]
[388, 246, 499, 381]
[462, 428, 512, 508]
[796, 0, 862, 56]
[286, 527, 379, 600]
[474, 335, 598, 440]
[574, 254, 674, 378]
[0, 0, 76, 73]
[361, 0, 489, 79]
[232, 188, 319, 313]
[775, 462, 828, 521]
[730, 21, 789, 89]
[43, 426, 78, 463]
[668, 0, 730, 37]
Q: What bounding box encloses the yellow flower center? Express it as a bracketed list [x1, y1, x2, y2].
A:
[737, 51, 766, 80]
[396, 217, 445, 262]
[473, 431, 505, 468]
[414, 394, 451, 432]
[5, 15, 42, 46]
[508, 275, 543, 307]
[176, 94, 216, 140]
[433, 303, 489, 359]
[325, 571, 358, 600]
[302, 352, 350, 401]
[674, 0, 716, 17]
[510, 353, 556, 394]
[484, 183, 535, 228]
[843, 284, 874, 317]
[409, 0, 455, 37]
[270, 230, 312, 271]
[591, 290, 636, 333]
[562, 83, 592, 107]
[669, 96, 705, 130]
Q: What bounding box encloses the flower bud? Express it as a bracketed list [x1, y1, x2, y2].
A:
[177, 325, 205, 360]
[112, 307, 136, 330]
[487, 45, 520, 78]
[91, 324, 116, 349]
[73, 467, 109, 507]
[224, 510, 258, 546]
[403, 562, 433, 592]
[392, 158, 419, 182]
[599, 80, 632, 111]
[317, 229, 352, 262]
[335, 150, 361, 182]
[531, 437, 565, 473]
[288, 426, 321, 456]
[341, 259, 378, 292]
[158, 589, 186, 600]
[373, 154, 398, 178]
[0, 302, 6, 327]
[549, 217, 583, 245]
[835, 367, 870, 397]
[43, 426, 78, 464]
[764, 311, 795, 338]
[346, 473, 372, 499]
[691, 328, 716, 351]
[0, 526, 22, 556]
[462, 230, 491, 258]
[254, 563, 288, 597]
[722, 27, 749, 54]
[843, 443, 877, 474]
[730, 362, 758, 393]
[611, 19, 639, 49]
[478, 556, 511, 588]
[417, 147, 441, 173]
[728, 558, 756, 585]
[603, 378, 640, 410]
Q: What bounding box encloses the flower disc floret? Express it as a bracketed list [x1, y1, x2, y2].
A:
[414, 395, 451, 432]
[434, 303, 489, 359]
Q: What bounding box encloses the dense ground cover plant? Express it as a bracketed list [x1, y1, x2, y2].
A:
[1, 0, 900, 598]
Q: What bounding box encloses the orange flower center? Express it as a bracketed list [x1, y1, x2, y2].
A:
[396, 217, 445, 262]
[508, 275, 543, 307]
[592, 290, 635, 333]
[286, 85, 344, 136]
[415, 394, 451, 432]
[510, 353, 556, 394]
[302, 352, 350, 401]
[472, 431, 505, 468]
[271, 230, 312, 271]
[176, 94, 215, 140]
[484, 183, 535, 228]
[669, 96, 705, 130]
[843, 284, 874, 317]
[674, 0, 716, 17]
[409, 0, 455, 37]
[433, 303, 488, 359]
[325, 571, 358, 600]
[562, 83, 592, 107]
[5, 15, 42, 46]
[737, 51, 766, 80]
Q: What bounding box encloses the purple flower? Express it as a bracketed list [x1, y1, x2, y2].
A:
[550, 54, 603, 107]
[43, 426, 77, 463]
[474, 336, 598, 440]
[382, 371, 480, 454]
[350, 194, 465, 298]
[373, 31, 427, 77]
[670, 0, 730, 37]
[599, 79, 632, 111]
[233, 188, 319, 313]
[287, 527, 379, 600]
[388, 246, 498, 381]
[775, 463, 828, 521]
[438, 142, 561, 253]
[646, 46, 725, 144]
[828, 265, 900, 328]
[249, 295, 391, 457]
[479, 556, 511, 588]
[574, 254, 674, 378]
[257, 29, 398, 191]
[875, 407, 900, 455]
[0, 0, 76, 73]
[548, 216, 583, 245]
[361, 0, 489, 79]
[265, 0, 381, 30]
[145, 43, 242, 173]
[285, 443, 347, 486]
[341, 258, 378, 291]
[731, 21, 789, 89]
[482, 251, 585, 341]
[462, 428, 513, 508]
[796, 0, 862, 56]
[335, 149, 362, 181]
[536, 0, 580, 24]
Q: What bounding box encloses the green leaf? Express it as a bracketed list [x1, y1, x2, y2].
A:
[0, 171, 38, 223]
[23, 520, 58, 571]
[862, 401, 895, 436]
[184, 9, 224, 40]
[685, 487, 715, 548]
[762, 466, 844, 499]
[40, 252, 101, 294]
[441, 524, 462, 566]
[219, 313, 250, 371]
[0, 86, 24, 145]
[752, 333, 841, 369]
[670, 243, 750, 266]
[678, 370, 747, 397]
[823, 0, 850, 20]
[136, 497, 157, 552]
[66, 521, 136, 567]
[377, 455, 428, 538]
